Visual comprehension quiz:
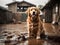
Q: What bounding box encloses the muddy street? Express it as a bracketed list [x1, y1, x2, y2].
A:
[0, 22, 27, 33]
[0, 22, 60, 45]
[0, 38, 60, 45]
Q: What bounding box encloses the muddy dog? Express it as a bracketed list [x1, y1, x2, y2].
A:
[26, 7, 44, 39]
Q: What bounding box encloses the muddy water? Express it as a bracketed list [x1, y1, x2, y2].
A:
[0, 22, 27, 33]
[0, 22, 60, 45]
[0, 39, 60, 45]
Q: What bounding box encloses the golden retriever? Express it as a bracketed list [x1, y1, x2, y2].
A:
[26, 7, 44, 39]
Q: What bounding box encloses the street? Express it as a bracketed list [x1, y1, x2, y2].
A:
[0, 22, 60, 45]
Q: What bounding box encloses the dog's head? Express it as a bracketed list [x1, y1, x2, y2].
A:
[26, 7, 40, 18]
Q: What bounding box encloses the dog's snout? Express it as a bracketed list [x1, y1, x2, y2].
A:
[33, 12, 35, 15]
[33, 12, 35, 14]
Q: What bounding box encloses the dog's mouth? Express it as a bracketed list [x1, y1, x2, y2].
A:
[32, 12, 36, 17]
[33, 12, 35, 15]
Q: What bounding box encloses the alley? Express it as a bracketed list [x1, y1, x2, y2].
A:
[0, 0, 60, 45]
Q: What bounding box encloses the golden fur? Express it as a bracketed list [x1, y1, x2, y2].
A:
[26, 7, 43, 39]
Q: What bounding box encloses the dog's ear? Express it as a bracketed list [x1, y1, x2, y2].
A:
[26, 7, 30, 15]
[37, 8, 40, 14]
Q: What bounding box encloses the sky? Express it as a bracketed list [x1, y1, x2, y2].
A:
[0, 0, 49, 8]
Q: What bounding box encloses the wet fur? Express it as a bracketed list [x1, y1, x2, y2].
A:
[26, 7, 43, 39]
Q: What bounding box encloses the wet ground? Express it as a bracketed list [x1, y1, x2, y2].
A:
[0, 22, 60, 45]
[0, 38, 60, 45]
[43, 23, 60, 36]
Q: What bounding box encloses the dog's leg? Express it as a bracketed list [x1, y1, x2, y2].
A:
[32, 23, 39, 38]
[29, 23, 34, 38]
[36, 25, 40, 39]
[36, 17, 41, 39]
[27, 21, 30, 38]
[33, 31, 38, 38]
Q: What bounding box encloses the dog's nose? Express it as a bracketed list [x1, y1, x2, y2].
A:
[33, 12, 35, 15]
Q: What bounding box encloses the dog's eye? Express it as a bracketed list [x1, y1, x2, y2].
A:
[31, 9, 32, 11]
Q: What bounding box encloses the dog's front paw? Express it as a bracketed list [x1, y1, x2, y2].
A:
[36, 36, 40, 39]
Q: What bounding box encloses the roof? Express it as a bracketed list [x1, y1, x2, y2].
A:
[41, 0, 59, 10]
[0, 6, 12, 12]
[6, 1, 19, 6]
[0, 6, 8, 11]
[6, 1, 36, 6]
[18, 1, 36, 6]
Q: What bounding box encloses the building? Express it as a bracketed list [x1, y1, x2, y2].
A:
[41, 0, 60, 24]
[6, 1, 36, 22]
[6, 1, 36, 13]
[0, 6, 14, 24]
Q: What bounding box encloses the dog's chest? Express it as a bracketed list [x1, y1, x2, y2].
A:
[29, 19, 39, 30]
